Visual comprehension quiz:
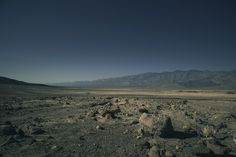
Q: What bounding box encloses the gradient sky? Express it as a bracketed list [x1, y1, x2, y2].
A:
[0, 0, 236, 83]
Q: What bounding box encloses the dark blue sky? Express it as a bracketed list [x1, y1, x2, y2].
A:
[0, 0, 236, 83]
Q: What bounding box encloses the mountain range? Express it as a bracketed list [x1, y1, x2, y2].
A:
[52, 70, 236, 89]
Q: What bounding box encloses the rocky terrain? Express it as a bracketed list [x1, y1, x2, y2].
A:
[1, 91, 236, 157]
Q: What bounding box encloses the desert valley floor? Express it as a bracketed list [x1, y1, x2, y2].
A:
[0, 88, 236, 157]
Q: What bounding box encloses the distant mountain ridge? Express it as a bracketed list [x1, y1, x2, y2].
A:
[53, 70, 236, 89]
[0, 76, 49, 87]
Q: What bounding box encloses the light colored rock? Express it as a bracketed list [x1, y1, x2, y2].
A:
[164, 150, 174, 157]
[206, 142, 229, 155]
[148, 139, 158, 146]
[139, 113, 155, 129]
[233, 134, 236, 143]
[96, 125, 104, 130]
[148, 146, 160, 157]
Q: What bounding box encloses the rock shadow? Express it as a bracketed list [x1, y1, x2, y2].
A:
[196, 153, 236, 157]
[159, 131, 197, 139]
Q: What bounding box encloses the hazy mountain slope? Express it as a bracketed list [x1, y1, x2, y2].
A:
[54, 70, 236, 89]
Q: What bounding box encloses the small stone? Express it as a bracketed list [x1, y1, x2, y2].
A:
[51, 145, 57, 150]
[139, 108, 149, 113]
[96, 125, 104, 130]
[4, 121, 11, 125]
[1, 137, 18, 146]
[164, 150, 175, 157]
[31, 128, 46, 135]
[137, 127, 144, 135]
[175, 145, 182, 152]
[148, 139, 158, 146]
[1, 125, 17, 135]
[142, 141, 151, 149]
[206, 142, 230, 155]
[79, 136, 85, 140]
[123, 129, 128, 134]
[148, 146, 160, 157]
[18, 129, 25, 137]
[191, 143, 211, 156]
[233, 134, 236, 143]
[130, 119, 139, 125]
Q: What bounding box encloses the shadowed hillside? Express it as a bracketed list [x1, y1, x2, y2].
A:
[0, 76, 49, 87]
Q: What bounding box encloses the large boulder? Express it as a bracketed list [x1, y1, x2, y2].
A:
[139, 113, 174, 137]
[139, 113, 155, 129]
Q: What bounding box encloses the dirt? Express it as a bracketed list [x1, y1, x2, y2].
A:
[0, 90, 236, 157]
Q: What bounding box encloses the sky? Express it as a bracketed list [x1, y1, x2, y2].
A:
[0, 0, 236, 83]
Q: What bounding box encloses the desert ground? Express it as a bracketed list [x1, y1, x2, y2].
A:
[0, 87, 236, 157]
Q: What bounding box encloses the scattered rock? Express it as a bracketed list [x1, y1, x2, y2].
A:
[100, 107, 121, 119]
[148, 139, 158, 146]
[79, 136, 85, 140]
[34, 117, 44, 123]
[31, 128, 46, 135]
[123, 129, 128, 134]
[136, 135, 142, 139]
[1, 137, 18, 147]
[1, 125, 17, 135]
[139, 108, 149, 113]
[4, 121, 12, 125]
[18, 129, 25, 137]
[142, 141, 151, 149]
[233, 134, 236, 143]
[137, 127, 144, 135]
[206, 141, 230, 155]
[51, 145, 57, 150]
[165, 150, 175, 157]
[148, 146, 160, 157]
[130, 119, 139, 125]
[215, 122, 227, 131]
[139, 113, 155, 129]
[191, 143, 211, 156]
[86, 110, 98, 117]
[96, 125, 104, 130]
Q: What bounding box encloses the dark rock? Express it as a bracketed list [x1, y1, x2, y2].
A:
[165, 150, 175, 157]
[31, 128, 46, 135]
[141, 141, 151, 149]
[101, 108, 121, 119]
[4, 121, 11, 125]
[191, 143, 211, 156]
[1, 125, 17, 135]
[18, 129, 25, 137]
[215, 122, 227, 131]
[130, 119, 139, 125]
[33, 117, 44, 123]
[1, 137, 18, 146]
[139, 108, 149, 113]
[206, 141, 230, 155]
